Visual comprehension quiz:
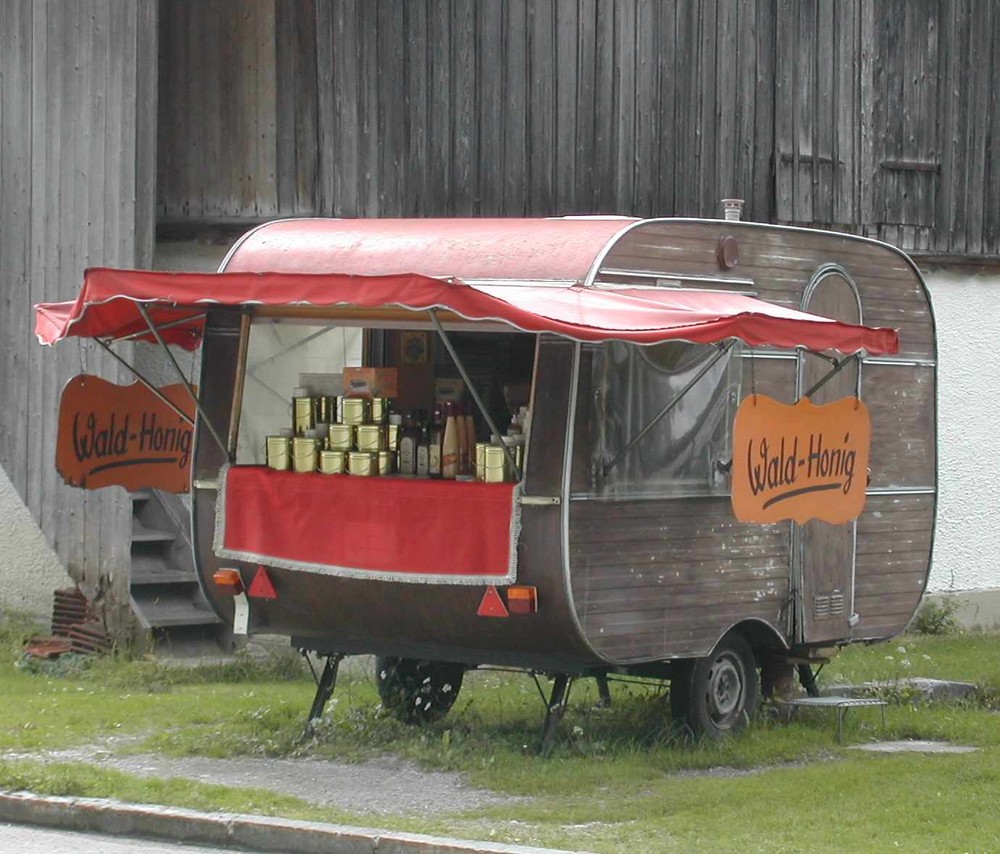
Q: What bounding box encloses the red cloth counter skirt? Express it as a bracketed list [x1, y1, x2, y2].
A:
[213, 466, 520, 584]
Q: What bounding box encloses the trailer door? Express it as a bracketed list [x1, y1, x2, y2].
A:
[794, 267, 862, 644]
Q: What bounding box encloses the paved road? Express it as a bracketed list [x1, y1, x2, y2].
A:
[0, 822, 231, 853]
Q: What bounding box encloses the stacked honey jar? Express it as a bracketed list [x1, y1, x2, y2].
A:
[262, 389, 394, 476]
[265, 387, 526, 483]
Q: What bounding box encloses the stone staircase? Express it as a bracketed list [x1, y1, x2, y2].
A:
[129, 489, 231, 657]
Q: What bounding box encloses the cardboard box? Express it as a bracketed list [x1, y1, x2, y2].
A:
[343, 367, 399, 399]
[298, 373, 343, 397]
[435, 377, 466, 402]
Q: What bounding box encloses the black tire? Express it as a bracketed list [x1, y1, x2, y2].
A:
[375, 657, 465, 724]
[674, 632, 760, 738]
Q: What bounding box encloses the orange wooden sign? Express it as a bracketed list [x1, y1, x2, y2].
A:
[56, 375, 196, 493]
[731, 394, 871, 525]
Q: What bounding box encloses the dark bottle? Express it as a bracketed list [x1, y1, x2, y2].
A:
[428, 403, 444, 478]
[416, 409, 431, 477]
[398, 411, 418, 476]
[457, 401, 472, 476]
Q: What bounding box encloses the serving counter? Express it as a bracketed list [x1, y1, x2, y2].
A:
[214, 466, 520, 585]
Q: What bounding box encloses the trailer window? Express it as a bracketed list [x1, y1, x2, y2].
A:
[236, 321, 363, 464]
[585, 341, 740, 499]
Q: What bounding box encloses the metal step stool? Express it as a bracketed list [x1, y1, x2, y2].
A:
[780, 696, 888, 743]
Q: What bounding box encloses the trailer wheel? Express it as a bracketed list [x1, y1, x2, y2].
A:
[673, 632, 759, 738]
[375, 657, 465, 724]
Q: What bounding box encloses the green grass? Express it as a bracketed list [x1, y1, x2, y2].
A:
[0, 758, 332, 821]
[2, 612, 1000, 852]
[823, 631, 1000, 689]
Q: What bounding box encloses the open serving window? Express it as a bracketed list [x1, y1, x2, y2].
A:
[217, 313, 538, 585]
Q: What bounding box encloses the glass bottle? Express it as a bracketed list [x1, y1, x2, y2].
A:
[398, 411, 418, 476]
[428, 403, 444, 478]
[441, 402, 460, 479]
[416, 410, 430, 477]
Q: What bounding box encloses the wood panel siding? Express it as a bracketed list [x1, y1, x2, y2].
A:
[158, 0, 777, 223]
[569, 497, 790, 662]
[853, 493, 935, 638]
[862, 364, 936, 491]
[158, 0, 310, 222]
[0, 0, 157, 629]
[601, 221, 936, 360]
[524, 337, 575, 495]
[155, 0, 1000, 257]
[568, 487, 933, 660]
[152, 1, 1000, 257]
[776, 1, 1000, 256]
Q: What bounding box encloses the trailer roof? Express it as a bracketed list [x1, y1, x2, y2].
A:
[35, 266, 898, 355]
[220, 217, 638, 282]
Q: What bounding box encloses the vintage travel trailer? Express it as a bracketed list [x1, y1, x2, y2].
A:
[36, 216, 936, 740]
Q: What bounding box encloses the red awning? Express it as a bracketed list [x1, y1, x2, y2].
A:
[35, 266, 899, 355]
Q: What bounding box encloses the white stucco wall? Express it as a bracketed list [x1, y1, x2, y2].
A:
[923, 270, 1000, 593]
[0, 466, 73, 617]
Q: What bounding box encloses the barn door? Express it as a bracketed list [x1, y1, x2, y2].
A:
[794, 267, 862, 644]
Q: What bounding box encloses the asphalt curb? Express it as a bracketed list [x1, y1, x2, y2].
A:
[0, 790, 584, 854]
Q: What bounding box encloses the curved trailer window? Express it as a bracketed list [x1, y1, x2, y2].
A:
[584, 340, 742, 500]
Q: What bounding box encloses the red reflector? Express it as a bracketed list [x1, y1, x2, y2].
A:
[507, 585, 537, 614]
[212, 568, 243, 595]
[247, 566, 278, 600]
[477, 585, 509, 618]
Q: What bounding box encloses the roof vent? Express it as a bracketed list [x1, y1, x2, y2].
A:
[721, 198, 744, 221]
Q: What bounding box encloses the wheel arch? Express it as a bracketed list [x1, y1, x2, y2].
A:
[719, 618, 789, 662]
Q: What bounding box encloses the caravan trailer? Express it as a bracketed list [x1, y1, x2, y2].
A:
[36, 216, 935, 740]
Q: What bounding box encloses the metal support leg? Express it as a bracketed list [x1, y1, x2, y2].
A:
[305, 654, 343, 732]
[539, 675, 572, 757]
[836, 707, 847, 744]
[595, 673, 612, 708]
[797, 663, 820, 698]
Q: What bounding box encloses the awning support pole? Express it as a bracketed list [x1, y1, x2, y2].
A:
[429, 309, 521, 480]
[227, 311, 252, 458]
[798, 353, 861, 402]
[94, 339, 194, 426]
[604, 340, 735, 478]
[103, 313, 207, 346]
[136, 303, 231, 462]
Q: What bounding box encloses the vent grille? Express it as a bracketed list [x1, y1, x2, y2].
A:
[814, 591, 845, 620]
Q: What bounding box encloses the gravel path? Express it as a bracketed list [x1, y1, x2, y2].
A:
[7, 744, 520, 816]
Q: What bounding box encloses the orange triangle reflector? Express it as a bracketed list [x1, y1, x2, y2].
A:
[477, 585, 508, 618]
[247, 566, 278, 600]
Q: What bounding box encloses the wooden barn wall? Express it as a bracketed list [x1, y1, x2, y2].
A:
[157, 0, 1000, 258]
[157, 0, 776, 223]
[774, 0, 1000, 256]
[0, 0, 158, 624]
